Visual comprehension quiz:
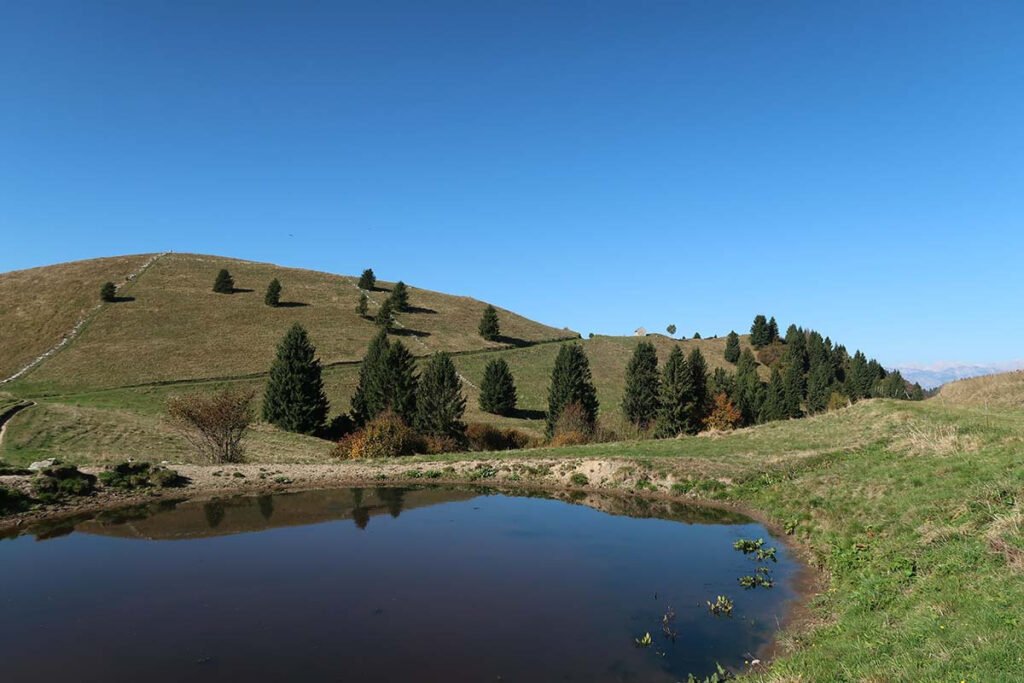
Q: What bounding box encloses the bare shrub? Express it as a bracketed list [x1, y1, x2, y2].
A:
[705, 393, 742, 432]
[167, 388, 254, 464]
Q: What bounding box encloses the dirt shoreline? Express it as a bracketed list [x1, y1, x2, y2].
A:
[0, 457, 825, 673]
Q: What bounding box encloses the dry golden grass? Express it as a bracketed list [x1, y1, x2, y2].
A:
[935, 370, 1024, 410]
[11, 253, 574, 391]
[0, 254, 152, 380]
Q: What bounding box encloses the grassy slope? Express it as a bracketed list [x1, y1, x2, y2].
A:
[937, 369, 1024, 410]
[0, 254, 153, 380]
[7, 252, 576, 392]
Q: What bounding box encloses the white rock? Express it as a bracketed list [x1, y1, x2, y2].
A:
[28, 458, 57, 471]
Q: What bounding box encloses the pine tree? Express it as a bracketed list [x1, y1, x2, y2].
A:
[708, 367, 735, 398]
[805, 362, 832, 414]
[546, 343, 599, 435]
[693, 332, 702, 339]
[767, 317, 780, 343]
[350, 330, 390, 425]
[262, 323, 329, 434]
[845, 351, 872, 400]
[687, 348, 710, 429]
[622, 341, 660, 429]
[479, 304, 500, 341]
[375, 298, 395, 330]
[358, 268, 376, 290]
[733, 349, 764, 425]
[479, 358, 518, 416]
[782, 358, 805, 418]
[389, 281, 409, 311]
[759, 367, 787, 422]
[655, 347, 693, 437]
[213, 269, 234, 294]
[356, 291, 369, 318]
[264, 278, 281, 307]
[750, 315, 769, 347]
[724, 331, 740, 363]
[381, 340, 418, 424]
[100, 282, 117, 302]
[415, 352, 467, 438]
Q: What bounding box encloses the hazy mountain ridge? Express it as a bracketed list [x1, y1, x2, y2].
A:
[894, 360, 1024, 390]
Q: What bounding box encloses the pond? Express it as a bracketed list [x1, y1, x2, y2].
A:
[0, 487, 802, 682]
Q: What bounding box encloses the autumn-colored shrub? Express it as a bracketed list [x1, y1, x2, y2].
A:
[334, 411, 424, 459]
[704, 393, 742, 431]
[466, 423, 535, 452]
[549, 430, 591, 447]
[827, 391, 851, 412]
[423, 434, 464, 455]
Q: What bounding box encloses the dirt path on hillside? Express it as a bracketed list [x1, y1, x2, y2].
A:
[0, 401, 34, 448]
[1, 252, 167, 385]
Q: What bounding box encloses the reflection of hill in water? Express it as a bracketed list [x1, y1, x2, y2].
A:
[54, 487, 752, 542]
[76, 488, 479, 541]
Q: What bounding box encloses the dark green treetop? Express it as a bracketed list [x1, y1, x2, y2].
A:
[262, 323, 329, 434]
[622, 341, 660, 429]
[479, 358, 518, 416]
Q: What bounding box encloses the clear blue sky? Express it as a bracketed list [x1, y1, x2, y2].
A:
[2, 1, 1022, 367]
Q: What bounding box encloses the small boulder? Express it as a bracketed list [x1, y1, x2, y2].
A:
[28, 458, 57, 471]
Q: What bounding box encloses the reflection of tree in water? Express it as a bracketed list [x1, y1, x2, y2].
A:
[257, 495, 274, 522]
[376, 487, 406, 518]
[204, 500, 226, 529]
[351, 488, 369, 530]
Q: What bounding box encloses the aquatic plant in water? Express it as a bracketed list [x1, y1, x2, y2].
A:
[706, 595, 734, 616]
[634, 631, 652, 647]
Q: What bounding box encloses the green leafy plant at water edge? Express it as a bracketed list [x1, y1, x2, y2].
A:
[98, 461, 186, 489]
[32, 464, 97, 502]
[685, 664, 730, 682]
[738, 574, 774, 589]
[634, 631, 652, 647]
[706, 595, 734, 616]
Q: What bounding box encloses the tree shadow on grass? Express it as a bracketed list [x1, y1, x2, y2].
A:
[230, 288, 255, 294]
[276, 301, 310, 308]
[510, 408, 546, 420]
[495, 335, 533, 348]
[391, 328, 431, 338]
[403, 305, 437, 315]
[108, 296, 135, 303]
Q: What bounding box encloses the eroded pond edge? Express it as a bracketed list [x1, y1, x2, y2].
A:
[0, 458, 826, 674]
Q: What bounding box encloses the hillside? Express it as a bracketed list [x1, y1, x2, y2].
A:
[3, 253, 577, 392]
[935, 370, 1024, 409]
[0, 254, 155, 381]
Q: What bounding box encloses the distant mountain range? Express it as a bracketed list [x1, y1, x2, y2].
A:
[894, 361, 1024, 390]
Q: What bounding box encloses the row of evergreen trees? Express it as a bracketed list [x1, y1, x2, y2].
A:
[621, 342, 711, 436]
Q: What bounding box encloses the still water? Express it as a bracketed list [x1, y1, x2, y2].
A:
[0, 487, 800, 682]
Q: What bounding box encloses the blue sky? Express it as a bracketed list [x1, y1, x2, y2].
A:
[2, 1, 1022, 367]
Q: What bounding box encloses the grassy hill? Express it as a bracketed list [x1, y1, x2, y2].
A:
[936, 370, 1024, 410]
[0, 252, 768, 464]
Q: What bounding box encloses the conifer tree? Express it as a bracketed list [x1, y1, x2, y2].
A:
[759, 367, 787, 422]
[479, 358, 518, 416]
[655, 347, 693, 437]
[546, 343, 599, 435]
[782, 358, 805, 418]
[213, 269, 234, 294]
[733, 349, 764, 425]
[350, 330, 390, 425]
[708, 367, 735, 398]
[666, 324, 677, 336]
[767, 317, 780, 343]
[389, 281, 409, 311]
[845, 351, 872, 401]
[479, 304, 501, 341]
[358, 268, 376, 290]
[375, 298, 395, 330]
[805, 362, 832, 414]
[264, 278, 281, 307]
[100, 282, 117, 302]
[622, 341, 660, 429]
[262, 323, 329, 434]
[724, 331, 741, 363]
[693, 332, 702, 339]
[356, 291, 369, 318]
[381, 340, 418, 424]
[750, 315, 769, 347]
[687, 348, 710, 429]
[415, 352, 467, 438]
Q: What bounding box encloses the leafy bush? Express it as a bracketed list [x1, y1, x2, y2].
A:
[756, 343, 785, 368]
[549, 430, 590, 447]
[0, 485, 31, 514]
[167, 388, 254, 463]
[422, 434, 464, 455]
[827, 390, 851, 411]
[466, 423, 534, 452]
[553, 402, 594, 438]
[99, 461, 186, 490]
[334, 411, 424, 459]
[32, 464, 97, 502]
